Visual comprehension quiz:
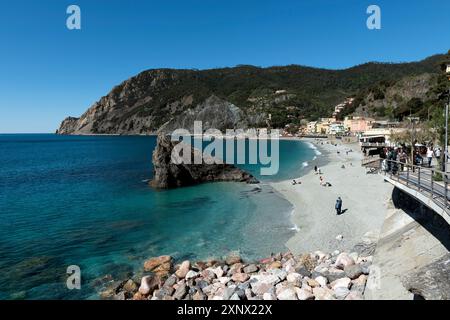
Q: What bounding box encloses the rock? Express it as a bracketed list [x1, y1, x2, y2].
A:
[175, 260, 191, 278]
[222, 286, 237, 300]
[312, 287, 336, 300]
[163, 275, 177, 287]
[154, 286, 175, 299]
[193, 290, 207, 300]
[210, 266, 224, 278]
[230, 293, 240, 300]
[298, 253, 317, 272]
[225, 252, 242, 265]
[307, 278, 320, 288]
[250, 275, 281, 295]
[113, 291, 127, 300]
[295, 288, 314, 300]
[269, 268, 287, 281]
[336, 234, 344, 241]
[123, 279, 138, 293]
[286, 273, 302, 286]
[143, 255, 172, 272]
[229, 263, 243, 275]
[185, 270, 199, 280]
[345, 291, 364, 300]
[295, 265, 311, 278]
[325, 269, 347, 283]
[330, 277, 351, 290]
[268, 261, 282, 269]
[231, 273, 249, 283]
[263, 292, 277, 300]
[401, 253, 450, 300]
[344, 264, 363, 280]
[132, 292, 146, 300]
[315, 276, 328, 288]
[314, 251, 328, 262]
[218, 277, 231, 285]
[334, 253, 355, 269]
[276, 287, 298, 300]
[139, 275, 160, 295]
[243, 264, 258, 274]
[333, 287, 350, 300]
[150, 134, 259, 189]
[173, 283, 188, 300]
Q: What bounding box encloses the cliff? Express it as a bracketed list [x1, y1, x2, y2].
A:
[56, 54, 444, 134]
[150, 134, 258, 189]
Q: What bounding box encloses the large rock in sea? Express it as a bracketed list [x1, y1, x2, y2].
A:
[149, 134, 259, 189]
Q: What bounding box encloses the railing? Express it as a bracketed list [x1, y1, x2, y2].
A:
[380, 159, 450, 215]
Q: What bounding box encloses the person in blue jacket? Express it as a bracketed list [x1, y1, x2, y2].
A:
[335, 197, 342, 215]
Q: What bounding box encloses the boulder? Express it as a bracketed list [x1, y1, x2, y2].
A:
[144, 255, 173, 276]
[231, 273, 249, 283]
[276, 287, 298, 300]
[185, 270, 199, 280]
[295, 288, 314, 300]
[226, 252, 242, 265]
[243, 264, 259, 274]
[344, 264, 363, 280]
[315, 276, 328, 288]
[173, 283, 188, 300]
[175, 260, 191, 278]
[139, 275, 160, 295]
[150, 134, 258, 189]
[330, 277, 351, 290]
[334, 253, 355, 269]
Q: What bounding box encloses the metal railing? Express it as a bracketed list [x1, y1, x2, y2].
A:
[380, 159, 450, 214]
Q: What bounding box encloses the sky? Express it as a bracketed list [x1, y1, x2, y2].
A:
[0, 0, 449, 133]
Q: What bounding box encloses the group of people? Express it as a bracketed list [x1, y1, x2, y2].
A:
[381, 145, 442, 173]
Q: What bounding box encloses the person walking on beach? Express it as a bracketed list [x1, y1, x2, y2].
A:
[335, 197, 342, 215]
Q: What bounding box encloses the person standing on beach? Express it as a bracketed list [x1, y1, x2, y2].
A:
[335, 197, 342, 215]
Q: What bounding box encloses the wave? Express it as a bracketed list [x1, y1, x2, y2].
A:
[304, 141, 322, 156]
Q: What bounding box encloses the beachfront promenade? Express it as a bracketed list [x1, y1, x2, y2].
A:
[379, 160, 450, 224]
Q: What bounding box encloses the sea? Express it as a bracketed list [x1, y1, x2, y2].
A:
[0, 134, 318, 299]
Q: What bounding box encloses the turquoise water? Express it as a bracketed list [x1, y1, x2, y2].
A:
[0, 134, 316, 299]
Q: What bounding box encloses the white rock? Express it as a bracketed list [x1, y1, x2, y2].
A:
[138, 276, 154, 295]
[345, 291, 364, 300]
[210, 266, 224, 278]
[295, 288, 314, 300]
[312, 287, 336, 300]
[334, 287, 350, 300]
[336, 234, 344, 241]
[185, 270, 199, 280]
[277, 287, 298, 300]
[263, 292, 276, 300]
[314, 251, 327, 261]
[218, 277, 231, 285]
[331, 277, 351, 290]
[335, 253, 355, 269]
[315, 276, 328, 288]
[332, 250, 340, 256]
[286, 273, 302, 284]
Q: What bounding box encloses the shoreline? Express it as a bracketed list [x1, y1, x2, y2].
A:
[271, 138, 393, 254]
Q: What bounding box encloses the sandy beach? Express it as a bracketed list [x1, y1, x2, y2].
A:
[271, 138, 394, 254]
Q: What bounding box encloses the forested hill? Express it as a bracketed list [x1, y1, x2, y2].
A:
[57, 54, 445, 135]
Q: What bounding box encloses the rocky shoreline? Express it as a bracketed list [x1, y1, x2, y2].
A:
[99, 242, 374, 301]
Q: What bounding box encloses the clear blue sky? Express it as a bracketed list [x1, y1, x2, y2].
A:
[0, 0, 449, 133]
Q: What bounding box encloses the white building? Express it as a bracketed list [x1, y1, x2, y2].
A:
[328, 123, 345, 135]
[307, 121, 318, 133]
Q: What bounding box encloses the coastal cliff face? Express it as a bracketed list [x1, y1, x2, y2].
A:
[150, 134, 258, 189]
[56, 55, 443, 135]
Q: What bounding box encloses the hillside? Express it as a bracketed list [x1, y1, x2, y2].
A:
[56, 54, 445, 135]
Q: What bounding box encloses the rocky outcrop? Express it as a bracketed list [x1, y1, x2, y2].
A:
[149, 134, 258, 189]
